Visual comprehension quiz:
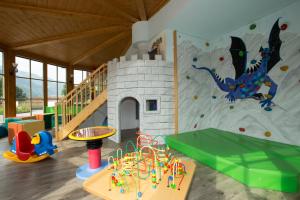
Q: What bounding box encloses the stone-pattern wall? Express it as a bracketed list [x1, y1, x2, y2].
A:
[107, 54, 174, 143]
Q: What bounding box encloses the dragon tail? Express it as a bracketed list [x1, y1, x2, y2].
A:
[192, 65, 228, 91]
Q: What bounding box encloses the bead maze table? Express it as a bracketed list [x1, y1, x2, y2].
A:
[68, 126, 116, 180]
[83, 134, 196, 200]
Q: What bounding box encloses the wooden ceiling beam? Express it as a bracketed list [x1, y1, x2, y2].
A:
[71, 31, 131, 65]
[0, 2, 124, 22]
[97, 1, 139, 23]
[11, 26, 130, 50]
[135, 0, 147, 20]
[148, 0, 169, 17]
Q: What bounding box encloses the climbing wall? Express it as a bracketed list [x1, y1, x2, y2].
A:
[178, 2, 300, 146]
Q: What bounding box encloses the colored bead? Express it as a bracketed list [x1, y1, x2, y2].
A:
[212, 96, 217, 99]
[211, 68, 216, 73]
[193, 57, 197, 62]
[229, 105, 234, 109]
[186, 75, 190, 79]
[193, 95, 198, 100]
[250, 59, 257, 64]
[205, 42, 210, 47]
[138, 192, 142, 198]
[219, 56, 224, 61]
[200, 114, 205, 118]
[194, 123, 197, 128]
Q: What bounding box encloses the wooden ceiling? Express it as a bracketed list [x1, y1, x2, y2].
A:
[0, 0, 169, 70]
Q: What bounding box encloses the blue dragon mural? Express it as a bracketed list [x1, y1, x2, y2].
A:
[192, 19, 282, 110]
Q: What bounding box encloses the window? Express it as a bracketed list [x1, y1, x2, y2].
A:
[47, 64, 66, 106]
[0, 51, 4, 122]
[16, 57, 44, 116]
[74, 69, 89, 86]
[144, 97, 160, 113]
[146, 100, 158, 111]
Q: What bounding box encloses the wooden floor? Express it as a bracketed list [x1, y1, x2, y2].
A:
[0, 135, 300, 200]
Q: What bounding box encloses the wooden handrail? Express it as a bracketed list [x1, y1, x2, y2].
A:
[55, 63, 108, 138]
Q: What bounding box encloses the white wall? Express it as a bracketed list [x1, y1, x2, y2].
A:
[120, 98, 139, 130]
[177, 1, 300, 146]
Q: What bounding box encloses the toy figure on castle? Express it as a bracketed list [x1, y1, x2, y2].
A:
[192, 19, 282, 109]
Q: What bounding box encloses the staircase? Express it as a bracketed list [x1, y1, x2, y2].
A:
[55, 63, 107, 141]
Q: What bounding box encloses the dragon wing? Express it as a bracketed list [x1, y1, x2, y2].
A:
[267, 19, 282, 72]
[230, 36, 247, 80]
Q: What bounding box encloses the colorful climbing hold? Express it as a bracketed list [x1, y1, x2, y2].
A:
[194, 123, 198, 128]
[186, 75, 190, 79]
[205, 42, 210, 47]
[212, 96, 217, 99]
[211, 68, 216, 73]
[249, 24, 256, 30]
[193, 95, 198, 100]
[239, 128, 245, 132]
[280, 23, 288, 31]
[280, 65, 289, 71]
[229, 105, 234, 109]
[264, 107, 272, 111]
[193, 57, 197, 62]
[200, 114, 205, 118]
[219, 56, 224, 62]
[250, 59, 257, 64]
[264, 131, 272, 137]
[239, 51, 244, 57]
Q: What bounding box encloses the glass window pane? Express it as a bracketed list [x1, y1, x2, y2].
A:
[16, 57, 30, 78]
[74, 70, 82, 85]
[16, 78, 30, 100]
[32, 99, 44, 115]
[16, 99, 31, 116]
[83, 71, 87, 80]
[0, 51, 3, 74]
[48, 81, 57, 106]
[58, 82, 66, 98]
[0, 98, 4, 122]
[31, 60, 43, 79]
[0, 75, 3, 99]
[31, 79, 43, 98]
[58, 67, 66, 82]
[47, 64, 57, 81]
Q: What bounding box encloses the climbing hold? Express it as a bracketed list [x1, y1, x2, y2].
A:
[193, 57, 198, 62]
[239, 128, 245, 132]
[250, 59, 257, 64]
[280, 23, 288, 31]
[249, 24, 256, 30]
[186, 75, 190, 79]
[264, 107, 272, 111]
[200, 114, 205, 118]
[219, 56, 224, 62]
[212, 96, 217, 99]
[264, 131, 272, 137]
[238, 51, 244, 57]
[194, 123, 198, 128]
[229, 105, 234, 109]
[193, 95, 198, 100]
[205, 42, 210, 47]
[264, 81, 272, 87]
[280, 65, 289, 71]
[120, 188, 125, 193]
[211, 68, 216, 73]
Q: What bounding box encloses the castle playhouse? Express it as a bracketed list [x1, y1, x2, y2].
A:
[107, 53, 175, 143]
